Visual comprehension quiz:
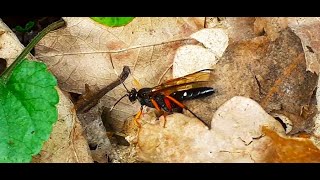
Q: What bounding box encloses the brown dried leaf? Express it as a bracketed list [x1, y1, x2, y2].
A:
[0, 19, 93, 163]
[202, 28, 318, 133]
[253, 17, 320, 74]
[288, 17, 320, 74]
[262, 126, 320, 163]
[254, 17, 289, 41]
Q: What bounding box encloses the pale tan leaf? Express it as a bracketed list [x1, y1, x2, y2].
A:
[173, 45, 217, 78]
[32, 89, 93, 163]
[206, 17, 257, 43]
[0, 19, 31, 64]
[135, 96, 284, 163]
[35, 17, 204, 125]
[173, 28, 228, 78]
[191, 28, 228, 57]
[135, 96, 320, 163]
[35, 17, 204, 94]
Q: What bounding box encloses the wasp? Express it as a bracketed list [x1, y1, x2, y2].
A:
[110, 68, 215, 129]
[109, 55, 215, 129]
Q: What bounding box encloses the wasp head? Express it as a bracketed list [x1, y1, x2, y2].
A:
[128, 88, 138, 102]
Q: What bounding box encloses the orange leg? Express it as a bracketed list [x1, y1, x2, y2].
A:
[162, 97, 173, 128]
[150, 98, 161, 112]
[150, 98, 168, 128]
[165, 95, 210, 129]
[133, 106, 143, 128]
[164, 97, 172, 111]
[162, 112, 169, 128]
[165, 95, 186, 108]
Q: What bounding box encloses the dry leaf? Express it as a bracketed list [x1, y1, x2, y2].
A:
[0, 20, 30, 64]
[35, 17, 204, 94]
[262, 126, 320, 163]
[253, 17, 320, 74]
[191, 28, 228, 57]
[200, 28, 318, 133]
[288, 17, 320, 74]
[35, 17, 206, 162]
[173, 28, 228, 78]
[32, 90, 93, 163]
[135, 96, 320, 163]
[256, 30, 318, 133]
[0, 19, 93, 163]
[312, 73, 320, 144]
[173, 45, 218, 78]
[206, 17, 257, 43]
[254, 17, 289, 41]
[135, 96, 284, 162]
[35, 17, 205, 125]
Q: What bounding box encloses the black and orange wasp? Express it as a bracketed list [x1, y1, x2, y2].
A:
[110, 58, 215, 129]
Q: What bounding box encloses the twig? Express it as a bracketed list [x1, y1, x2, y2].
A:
[75, 66, 131, 113]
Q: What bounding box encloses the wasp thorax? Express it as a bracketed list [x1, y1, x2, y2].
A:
[137, 88, 152, 99]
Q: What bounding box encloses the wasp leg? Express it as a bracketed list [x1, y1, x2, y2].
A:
[165, 95, 210, 129]
[134, 106, 144, 128]
[162, 97, 173, 128]
[162, 112, 169, 128]
[150, 98, 168, 128]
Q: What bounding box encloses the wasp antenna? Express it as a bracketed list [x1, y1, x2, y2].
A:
[110, 94, 128, 112]
[109, 53, 130, 93]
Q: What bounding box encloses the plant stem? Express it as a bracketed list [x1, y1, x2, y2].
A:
[75, 66, 131, 114]
[1, 19, 65, 82]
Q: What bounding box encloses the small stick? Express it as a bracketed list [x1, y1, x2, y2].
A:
[75, 66, 130, 113]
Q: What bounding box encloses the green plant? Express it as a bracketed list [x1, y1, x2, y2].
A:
[91, 17, 135, 27]
[0, 20, 65, 162]
[14, 21, 35, 33]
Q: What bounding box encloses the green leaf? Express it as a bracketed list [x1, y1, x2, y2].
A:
[0, 59, 58, 162]
[14, 21, 35, 33]
[91, 17, 135, 27]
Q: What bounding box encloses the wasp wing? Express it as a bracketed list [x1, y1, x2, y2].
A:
[150, 69, 213, 95]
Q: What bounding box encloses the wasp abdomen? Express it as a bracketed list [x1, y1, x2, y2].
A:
[171, 87, 215, 101]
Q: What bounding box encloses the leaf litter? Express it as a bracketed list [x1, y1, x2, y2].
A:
[27, 17, 320, 162]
